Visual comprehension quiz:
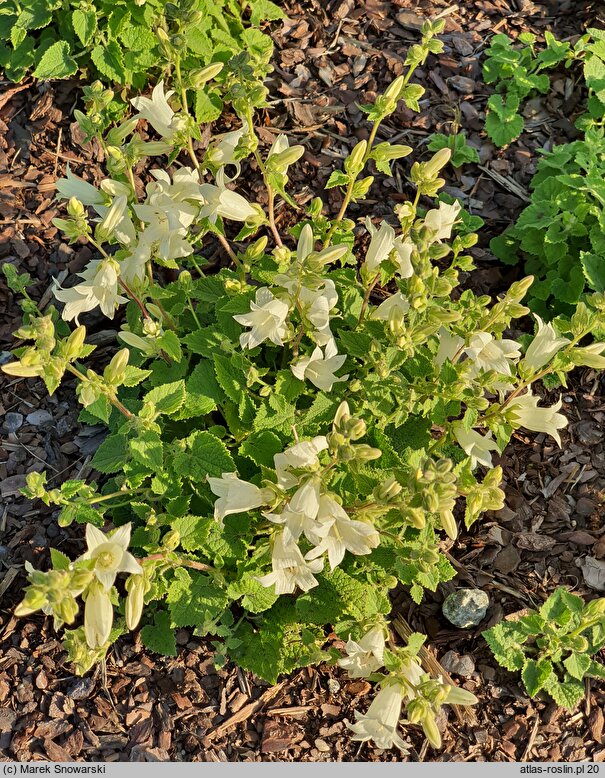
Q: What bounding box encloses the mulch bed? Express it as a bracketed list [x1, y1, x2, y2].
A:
[1, 0, 605, 762]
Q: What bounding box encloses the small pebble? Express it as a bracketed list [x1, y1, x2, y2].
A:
[4, 412, 23, 432]
[26, 409, 53, 426]
[327, 679, 341, 694]
[314, 738, 331, 753]
[66, 677, 95, 700]
[442, 588, 490, 628]
[440, 650, 475, 678]
[0, 546, 9, 562]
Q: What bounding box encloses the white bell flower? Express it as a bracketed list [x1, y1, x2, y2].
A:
[273, 436, 328, 490]
[348, 683, 409, 753]
[508, 391, 567, 445]
[521, 315, 570, 373]
[199, 183, 257, 223]
[364, 219, 395, 273]
[452, 424, 500, 469]
[423, 200, 461, 242]
[291, 338, 348, 392]
[84, 581, 114, 649]
[305, 494, 379, 570]
[207, 472, 270, 524]
[95, 195, 136, 245]
[79, 522, 142, 591]
[434, 327, 464, 366]
[393, 236, 414, 278]
[337, 626, 386, 678]
[130, 81, 179, 140]
[206, 128, 246, 184]
[297, 222, 314, 261]
[54, 258, 127, 322]
[234, 288, 290, 350]
[264, 478, 322, 543]
[55, 167, 104, 206]
[299, 280, 339, 345]
[257, 531, 323, 594]
[465, 332, 521, 376]
[372, 292, 409, 322]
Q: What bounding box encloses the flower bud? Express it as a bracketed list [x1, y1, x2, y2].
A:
[65, 326, 87, 360]
[375, 477, 402, 502]
[346, 140, 367, 174]
[189, 62, 224, 87]
[354, 444, 382, 463]
[248, 235, 269, 259]
[422, 710, 442, 749]
[583, 598, 605, 620]
[384, 75, 405, 101]
[423, 148, 451, 179]
[162, 529, 180, 551]
[15, 588, 47, 616]
[105, 348, 129, 385]
[440, 510, 458, 540]
[313, 244, 349, 266]
[125, 574, 147, 630]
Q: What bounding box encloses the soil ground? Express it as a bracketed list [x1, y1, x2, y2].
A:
[1, 0, 605, 763]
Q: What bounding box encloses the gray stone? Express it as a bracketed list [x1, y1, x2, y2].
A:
[442, 588, 489, 628]
[26, 409, 53, 426]
[440, 650, 476, 677]
[5, 412, 23, 432]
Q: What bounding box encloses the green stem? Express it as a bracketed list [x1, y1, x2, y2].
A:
[67, 365, 134, 420]
[357, 272, 381, 326]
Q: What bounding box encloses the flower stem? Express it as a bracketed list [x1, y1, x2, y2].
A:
[357, 272, 381, 326]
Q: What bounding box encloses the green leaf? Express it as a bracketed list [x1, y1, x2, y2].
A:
[485, 110, 524, 147]
[171, 514, 250, 565]
[90, 434, 129, 474]
[167, 568, 229, 627]
[522, 658, 553, 697]
[213, 352, 248, 403]
[248, 0, 285, 25]
[543, 674, 585, 709]
[144, 380, 186, 415]
[482, 621, 527, 671]
[173, 430, 235, 480]
[174, 361, 219, 420]
[227, 574, 278, 613]
[33, 41, 77, 80]
[253, 394, 296, 434]
[72, 8, 96, 46]
[50, 548, 71, 570]
[195, 89, 223, 123]
[230, 600, 325, 684]
[239, 430, 282, 467]
[295, 568, 390, 626]
[91, 41, 126, 83]
[129, 430, 163, 471]
[563, 652, 592, 680]
[140, 611, 177, 657]
[581, 251, 605, 292]
[156, 330, 182, 362]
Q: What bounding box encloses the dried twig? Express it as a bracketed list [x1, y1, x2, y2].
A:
[205, 681, 285, 740]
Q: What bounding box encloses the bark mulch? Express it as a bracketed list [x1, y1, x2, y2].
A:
[1, 0, 605, 763]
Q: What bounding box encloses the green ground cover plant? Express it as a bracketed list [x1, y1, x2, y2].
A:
[484, 588, 605, 708]
[5, 18, 605, 752]
[0, 0, 281, 121]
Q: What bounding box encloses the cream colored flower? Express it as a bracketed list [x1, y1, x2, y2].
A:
[372, 292, 409, 322]
[131, 81, 178, 140]
[508, 391, 567, 445]
[273, 436, 328, 490]
[337, 626, 385, 678]
[305, 494, 380, 570]
[291, 338, 348, 392]
[264, 478, 322, 543]
[424, 200, 461, 242]
[521, 315, 570, 373]
[465, 332, 521, 376]
[348, 683, 409, 753]
[207, 472, 270, 523]
[84, 580, 114, 649]
[234, 287, 290, 350]
[79, 522, 142, 591]
[435, 327, 464, 366]
[364, 219, 395, 273]
[452, 424, 500, 469]
[257, 531, 323, 594]
[199, 183, 257, 223]
[54, 258, 127, 322]
[55, 167, 103, 206]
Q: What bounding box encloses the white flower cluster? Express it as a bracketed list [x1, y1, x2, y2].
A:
[337, 626, 476, 752]
[437, 316, 570, 468]
[52, 83, 258, 324]
[207, 402, 380, 594]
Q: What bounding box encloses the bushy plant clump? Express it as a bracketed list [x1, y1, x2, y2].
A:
[0, 0, 280, 123]
[5, 18, 605, 752]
